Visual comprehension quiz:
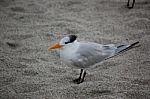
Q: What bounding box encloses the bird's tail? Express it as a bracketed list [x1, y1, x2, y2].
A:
[106, 41, 139, 60]
[105, 42, 139, 60]
[115, 41, 139, 54]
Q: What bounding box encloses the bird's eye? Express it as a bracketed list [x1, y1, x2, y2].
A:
[65, 42, 69, 44]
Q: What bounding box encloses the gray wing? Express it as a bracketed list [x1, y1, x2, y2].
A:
[71, 41, 139, 68]
[72, 42, 117, 68]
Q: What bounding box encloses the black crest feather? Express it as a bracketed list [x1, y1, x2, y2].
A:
[65, 35, 77, 44]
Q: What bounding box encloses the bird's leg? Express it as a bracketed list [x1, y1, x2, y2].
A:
[73, 69, 84, 84]
[127, 0, 130, 7]
[127, 0, 135, 9]
[73, 69, 87, 84]
[131, 0, 135, 8]
[80, 70, 86, 83]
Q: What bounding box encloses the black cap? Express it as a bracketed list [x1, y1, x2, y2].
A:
[65, 35, 77, 44]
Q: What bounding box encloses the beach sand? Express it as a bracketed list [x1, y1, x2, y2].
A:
[0, 0, 150, 99]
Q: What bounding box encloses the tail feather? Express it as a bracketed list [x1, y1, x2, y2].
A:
[116, 41, 139, 54]
[105, 41, 139, 60]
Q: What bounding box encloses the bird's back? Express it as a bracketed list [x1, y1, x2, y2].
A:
[66, 42, 117, 68]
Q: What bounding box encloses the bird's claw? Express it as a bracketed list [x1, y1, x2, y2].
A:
[73, 78, 83, 84]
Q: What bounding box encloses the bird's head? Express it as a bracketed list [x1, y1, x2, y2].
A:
[48, 35, 77, 51]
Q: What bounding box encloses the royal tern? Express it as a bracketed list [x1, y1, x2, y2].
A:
[48, 35, 139, 84]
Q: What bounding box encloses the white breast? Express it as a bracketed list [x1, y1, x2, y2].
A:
[60, 42, 79, 67]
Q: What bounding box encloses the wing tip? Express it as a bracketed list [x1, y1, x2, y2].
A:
[130, 41, 139, 47]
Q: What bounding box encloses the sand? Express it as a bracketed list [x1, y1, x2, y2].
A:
[0, 0, 150, 99]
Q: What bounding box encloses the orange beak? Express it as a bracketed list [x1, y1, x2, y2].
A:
[48, 43, 63, 51]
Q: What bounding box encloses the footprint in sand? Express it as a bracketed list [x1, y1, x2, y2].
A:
[6, 41, 20, 49]
[4, 34, 34, 49]
[4, 34, 33, 41]
[89, 90, 113, 97]
[18, 57, 39, 64]
[0, 58, 27, 69]
[0, 0, 14, 7]
[11, 83, 44, 93]
[10, 7, 25, 13]
[22, 69, 38, 76]
[132, 79, 150, 85]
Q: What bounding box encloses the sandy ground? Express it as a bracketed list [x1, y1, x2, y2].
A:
[0, 0, 150, 99]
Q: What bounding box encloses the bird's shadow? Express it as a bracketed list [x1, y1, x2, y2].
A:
[89, 90, 113, 97]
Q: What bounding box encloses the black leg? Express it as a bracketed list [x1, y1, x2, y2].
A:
[73, 69, 86, 84]
[132, 0, 135, 8]
[127, 0, 135, 9]
[79, 69, 83, 79]
[73, 69, 83, 83]
[80, 70, 86, 83]
[127, 0, 130, 7]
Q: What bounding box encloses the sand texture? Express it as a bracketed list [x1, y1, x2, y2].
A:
[0, 0, 150, 99]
